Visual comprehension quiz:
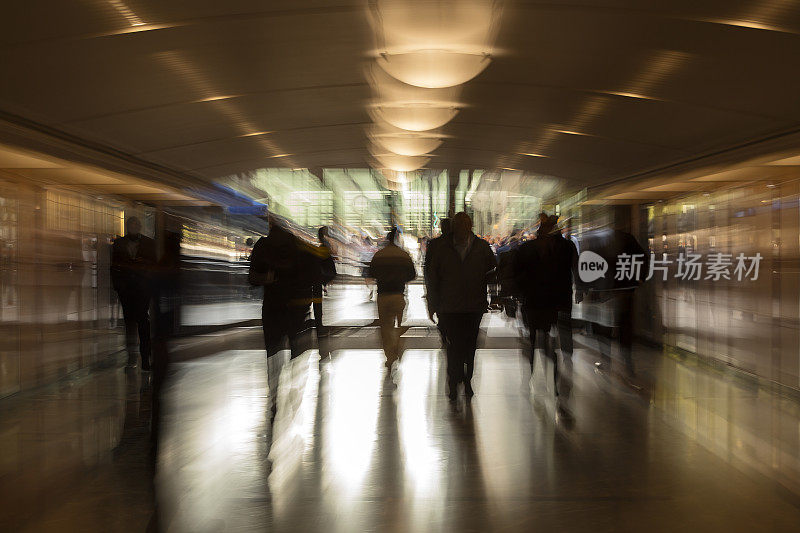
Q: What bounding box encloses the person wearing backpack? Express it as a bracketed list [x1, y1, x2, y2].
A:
[369, 227, 416, 383]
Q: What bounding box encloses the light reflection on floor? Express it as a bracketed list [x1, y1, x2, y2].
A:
[153, 346, 800, 532]
[4, 316, 800, 530]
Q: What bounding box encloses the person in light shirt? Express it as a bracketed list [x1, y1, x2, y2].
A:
[369, 227, 416, 384]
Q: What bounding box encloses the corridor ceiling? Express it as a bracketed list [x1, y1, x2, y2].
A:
[2, 0, 800, 189]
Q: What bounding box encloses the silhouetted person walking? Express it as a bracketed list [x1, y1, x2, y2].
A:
[312, 226, 336, 336]
[424, 217, 451, 346]
[514, 215, 578, 411]
[111, 216, 156, 370]
[369, 227, 416, 382]
[249, 218, 320, 418]
[575, 226, 647, 385]
[249, 218, 318, 360]
[425, 212, 496, 401]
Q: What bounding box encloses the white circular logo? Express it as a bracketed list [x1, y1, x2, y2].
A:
[578, 251, 608, 283]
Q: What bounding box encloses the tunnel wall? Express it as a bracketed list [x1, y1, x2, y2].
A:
[630, 181, 800, 392]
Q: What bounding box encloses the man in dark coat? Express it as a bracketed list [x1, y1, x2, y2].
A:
[425, 212, 497, 401]
[249, 218, 319, 360]
[514, 215, 578, 403]
[423, 217, 451, 346]
[249, 218, 320, 419]
[111, 216, 156, 370]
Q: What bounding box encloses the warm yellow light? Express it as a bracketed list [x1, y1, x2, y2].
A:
[376, 49, 491, 88]
[602, 91, 661, 101]
[198, 95, 238, 102]
[99, 23, 182, 36]
[373, 153, 430, 171]
[370, 131, 444, 156]
[519, 153, 548, 158]
[269, 154, 292, 158]
[239, 131, 272, 137]
[369, 102, 459, 132]
[552, 129, 589, 136]
[371, 0, 499, 53]
[713, 19, 779, 31]
[107, 0, 145, 26]
[366, 62, 463, 106]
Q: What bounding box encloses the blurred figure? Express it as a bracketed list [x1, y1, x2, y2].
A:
[249, 218, 317, 360]
[151, 228, 182, 440]
[249, 218, 319, 419]
[496, 234, 521, 318]
[576, 226, 647, 385]
[514, 214, 578, 412]
[148, 227, 182, 532]
[369, 227, 416, 383]
[425, 212, 496, 401]
[424, 217, 451, 344]
[359, 236, 376, 301]
[313, 226, 336, 336]
[111, 216, 156, 370]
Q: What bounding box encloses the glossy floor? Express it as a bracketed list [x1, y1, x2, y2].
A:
[2, 320, 800, 531]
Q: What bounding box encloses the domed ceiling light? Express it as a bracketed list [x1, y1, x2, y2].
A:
[368, 0, 501, 88]
[373, 134, 444, 156]
[371, 152, 431, 172]
[376, 49, 491, 89]
[368, 124, 446, 156]
[369, 102, 459, 132]
[371, 0, 499, 52]
[366, 62, 462, 106]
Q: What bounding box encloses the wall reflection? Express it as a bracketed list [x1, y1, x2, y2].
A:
[652, 350, 800, 496]
[0, 180, 127, 398]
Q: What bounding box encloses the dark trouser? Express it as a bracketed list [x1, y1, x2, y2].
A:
[556, 311, 573, 398]
[438, 312, 483, 395]
[262, 302, 310, 359]
[592, 291, 635, 376]
[119, 290, 152, 368]
[312, 284, 324, 331]
[525, 308, 573, 398]
[312, 301, 323, 329]
[262, 301, 311, 419]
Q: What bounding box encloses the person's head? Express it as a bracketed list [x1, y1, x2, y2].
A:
[318, 226, 328, 243]
[439, 217, 452, 236]
[452, 212, 473, 242]
[538, 212, 548, 226]
[539, 214, 558, 235]
[125, 216, 142, 237]
[386, 226, 398, 245]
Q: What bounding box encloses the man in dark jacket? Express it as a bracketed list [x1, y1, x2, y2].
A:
[425, 212, 497, 401]
[249, 218, 318, 360]
[111, 216, 156, 370]
[249, 218, 320, 419]
[514, 215, 578, 403]
[424, 218, 451, 346]
[369, 227, 416, 378]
